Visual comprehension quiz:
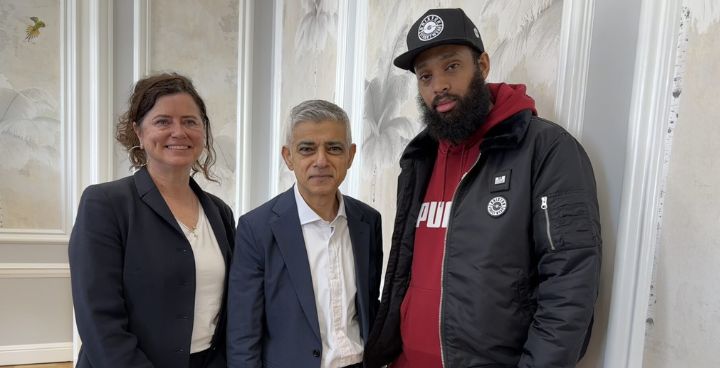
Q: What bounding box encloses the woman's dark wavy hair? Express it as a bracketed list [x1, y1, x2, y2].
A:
[116, 72, 217, 181]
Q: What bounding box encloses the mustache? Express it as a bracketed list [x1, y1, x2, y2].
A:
[432, 93, 459, 108]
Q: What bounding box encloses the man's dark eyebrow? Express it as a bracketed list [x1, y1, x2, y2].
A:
[415, 50, 462, 71]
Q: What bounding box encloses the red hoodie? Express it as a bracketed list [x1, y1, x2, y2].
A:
[393, 83, 536, 368]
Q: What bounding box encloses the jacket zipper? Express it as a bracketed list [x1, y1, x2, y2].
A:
[541, 196, 556, 251]
[438, 153, 482, 367]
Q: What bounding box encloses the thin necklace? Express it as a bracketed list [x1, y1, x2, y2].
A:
[179, 196, 200, 239]
[179, 219, 198, 238]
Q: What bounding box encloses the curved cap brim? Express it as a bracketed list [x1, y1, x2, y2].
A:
[393, 39, 483, 72]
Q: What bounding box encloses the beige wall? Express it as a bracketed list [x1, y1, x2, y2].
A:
[0, 278, 72, 346]
[643, 2, 720, 366]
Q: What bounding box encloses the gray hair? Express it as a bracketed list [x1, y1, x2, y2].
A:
[285, 100, 352, 146]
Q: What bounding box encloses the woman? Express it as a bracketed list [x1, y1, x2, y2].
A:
[69, 73, 234, 368]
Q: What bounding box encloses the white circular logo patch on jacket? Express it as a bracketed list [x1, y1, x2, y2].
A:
[418, 14, 444, 41]
[487, 196, 508, 217]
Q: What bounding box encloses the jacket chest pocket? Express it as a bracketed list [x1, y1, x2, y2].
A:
[536, 191, 600, 252]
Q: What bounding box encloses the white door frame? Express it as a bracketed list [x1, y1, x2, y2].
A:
[604, 0, 682, 367]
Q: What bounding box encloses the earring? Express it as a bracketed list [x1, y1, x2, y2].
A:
[128, 145, 147, 166]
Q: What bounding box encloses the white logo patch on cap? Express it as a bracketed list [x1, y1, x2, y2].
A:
[487, 196, 508, 217]
[474, 27, 480, 38]
[418, 14, 444, 41]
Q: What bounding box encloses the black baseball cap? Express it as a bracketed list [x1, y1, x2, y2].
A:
[394, 8, 485, 72]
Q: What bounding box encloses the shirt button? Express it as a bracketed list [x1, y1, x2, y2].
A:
[175, 348, 185, 353]
[312, 349, 320, 357]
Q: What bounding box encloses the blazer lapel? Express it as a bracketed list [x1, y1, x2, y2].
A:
[345, 197, 372, 341]
[270, 189, 322, 342]
[133, 167, 185, 236]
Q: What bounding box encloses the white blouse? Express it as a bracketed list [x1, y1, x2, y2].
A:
[178, 205, 226, 353]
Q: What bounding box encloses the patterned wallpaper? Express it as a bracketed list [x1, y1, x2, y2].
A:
[0, 0, 62, 230]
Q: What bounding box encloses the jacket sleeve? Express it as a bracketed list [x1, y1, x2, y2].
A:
[227, 215, 265, 368]
[518, 133, 602, 368]
[68, 186, 154, 368]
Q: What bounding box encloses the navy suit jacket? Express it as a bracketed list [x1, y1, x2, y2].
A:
[227, 188, 383, 368]
[69, 167, 235, 368]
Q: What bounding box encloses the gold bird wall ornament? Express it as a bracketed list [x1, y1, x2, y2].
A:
[25, 17, 46, 41]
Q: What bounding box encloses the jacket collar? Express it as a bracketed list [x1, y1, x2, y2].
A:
[293, 184, 347, 225]
[132, 167, 232, 264]
[400, 109, 533, 164]
[134, 167, 182, 235]
[269, 189, 322, 341]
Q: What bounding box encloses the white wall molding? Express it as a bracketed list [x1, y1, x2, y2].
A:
[335, 0, 368, 198]
[236, 0, 254, 215]
[604, 0, 683, 367]
[64, 0, 80, 227]
[88, 0, 115, 185]
[133, 0, 151, 80]
[0, 232, 68, 245]
[269, 0, 284, 196]
[0, 263, 70, 279]
[0, 342, 72, 365]
[71, 0, 116, 363]
[334, 0, 350, 108]
[73, 0, 115, 210]
[555, 0, 594, 139]
[244, 0, 277, 210]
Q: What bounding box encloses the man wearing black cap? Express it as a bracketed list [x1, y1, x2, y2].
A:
[365, 8, 601, 368]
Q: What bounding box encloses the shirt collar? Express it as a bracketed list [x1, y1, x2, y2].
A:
[293, 184, 346, 225]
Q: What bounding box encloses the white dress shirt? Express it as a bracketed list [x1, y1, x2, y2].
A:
[178, 205, 226, 353]
[293, 184, 364, 368]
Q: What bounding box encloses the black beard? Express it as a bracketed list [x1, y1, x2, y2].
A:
[417, 68, 492, 144]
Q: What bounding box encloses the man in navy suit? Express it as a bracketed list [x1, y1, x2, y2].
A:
[227, 100, 383, 368]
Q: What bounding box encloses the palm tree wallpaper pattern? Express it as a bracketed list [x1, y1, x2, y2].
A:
[0, 0, 62, 230]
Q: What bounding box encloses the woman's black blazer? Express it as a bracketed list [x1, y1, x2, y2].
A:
[69, 167, 235, 368]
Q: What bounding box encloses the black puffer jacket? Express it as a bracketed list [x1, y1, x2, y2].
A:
[366, 110, 601, 368]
